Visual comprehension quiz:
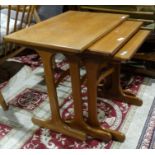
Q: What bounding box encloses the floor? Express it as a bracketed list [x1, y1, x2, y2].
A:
[0, 50, 155, 149]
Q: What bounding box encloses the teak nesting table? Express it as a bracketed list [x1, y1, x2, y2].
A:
[4, 11, 150, 142]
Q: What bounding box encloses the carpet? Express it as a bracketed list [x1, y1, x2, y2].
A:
[0, 53, 155, 149]
[137, 97, 155, 149]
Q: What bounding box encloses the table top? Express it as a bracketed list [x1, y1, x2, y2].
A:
[88, 20, 143, 56]
[114, 30, 150, 60]
[4, 11, 128, 53]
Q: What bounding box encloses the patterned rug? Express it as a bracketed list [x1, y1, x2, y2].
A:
[137, 97, 155, 149]
[0, 53, 155, 149]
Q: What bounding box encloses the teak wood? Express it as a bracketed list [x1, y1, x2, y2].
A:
[114, 30, 151, 60]
[4, 10, 149, 142]
[89, 21, 143, 56]
[84, 24, 150, 141]
[101, 61, 143, 106]
[0, 91, 8, 111]
[4, 11, 128, 53]
[87, 29, 150, 108]
[32, 50, 86, 141]
[99, 29, 149, 105]
[4, 11, 129, 141]
[83, 57, 125, 142]
[104, 30, 150, 103]
[66, 55, 112, 142]
[79, 5, 155, 78]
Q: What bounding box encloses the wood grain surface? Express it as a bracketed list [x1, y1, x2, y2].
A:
[4, 11, 128, 53]
[88, 21, 143, 56]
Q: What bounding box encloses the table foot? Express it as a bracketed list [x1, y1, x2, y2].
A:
[98, 63, 143, 106]
[66, 120, 112, 142]
[32, 117, 86, 141]
[100, 127, 125, 142]
[86, 120, 125, 142]
[103, 90, 142, 106]
[123, 90, 136, 96]
[0, 92, 9, 111]
[67, 56, 111, 142]
[123, 90, 142, 106]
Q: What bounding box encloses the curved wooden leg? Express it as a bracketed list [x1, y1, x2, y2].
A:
[104, 62, 142, 106]
[32, 118, 85, 140]
[32, 51, 86, 141]
[67, 55, 112, 142]
[0, 92, 9, 111]
[85, 58, 125, 142]
[123, 90, 136, 96]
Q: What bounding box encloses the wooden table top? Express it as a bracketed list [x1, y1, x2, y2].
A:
[4, 11, 128, 53]
[88, 20, 143, 56]
[114, 30, 150, 60]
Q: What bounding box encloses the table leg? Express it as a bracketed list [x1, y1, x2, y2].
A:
[66, 55, 112, 142]
[0, 92, 9, 111]
[85, 58, 125, 142]
[104, 61, 142, 106]
[32, 51, 86, 141]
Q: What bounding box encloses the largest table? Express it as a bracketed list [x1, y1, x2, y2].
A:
[4, 11, 130, 141]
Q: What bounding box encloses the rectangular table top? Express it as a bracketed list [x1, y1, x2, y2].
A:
[88, 20, 143, 56]
[114, 30, 150, 60]
[4, 11, 128, 53]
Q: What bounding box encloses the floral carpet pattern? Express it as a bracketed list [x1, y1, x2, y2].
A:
[0, 123, 12, 140]
[0, 53, 155, 149]
[8, 88, 48, 111]
[137, 98, 155, 149]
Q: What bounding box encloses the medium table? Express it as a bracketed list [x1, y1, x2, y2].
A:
[4, 10, 146, 142]
[83, 21, 150, 142]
